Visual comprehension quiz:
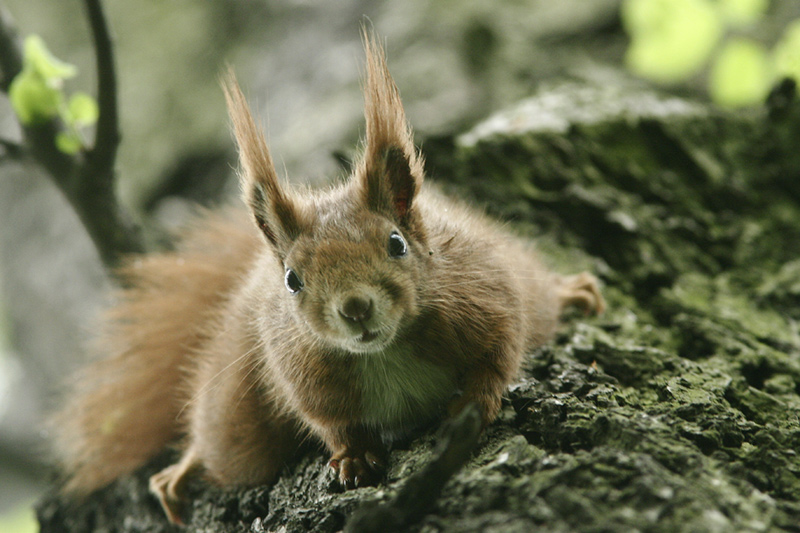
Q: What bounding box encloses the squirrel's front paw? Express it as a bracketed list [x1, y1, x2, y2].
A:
[328, 448, 385, 489]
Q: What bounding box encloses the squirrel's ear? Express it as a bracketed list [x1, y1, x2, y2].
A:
[357, 31, 424, 224]
[222, 70, 305, 254]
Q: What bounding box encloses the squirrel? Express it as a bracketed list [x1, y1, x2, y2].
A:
[50, 32, 605, 525]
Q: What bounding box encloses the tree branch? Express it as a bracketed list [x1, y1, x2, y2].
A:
[0, 4, 22, 92]
[0, 0, 145, 270]
[0, 137, 23, 158]
[84, 0, 119, 173]
[70, 0, 142, 268]
[344, 404, 483, 533]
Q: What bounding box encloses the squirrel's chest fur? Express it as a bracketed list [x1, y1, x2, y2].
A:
[355, 339, 457, 431]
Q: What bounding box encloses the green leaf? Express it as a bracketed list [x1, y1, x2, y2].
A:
[718, 0, 768, 28]
[66, 92, 99, 126]
[623, 0, 723, 83]
[8, 69, 62, 124]
[55, 131, 83, 155]
[23, 34, 76, 81]
[0, 503, 38, 533]
[774, 19, 800, 83]
[709, 39, 772, 108]
[621, 0, 669, 36]
[9, 35, 79, 125]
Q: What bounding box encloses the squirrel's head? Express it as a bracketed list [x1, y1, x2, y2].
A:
[223, 31, 429, 354]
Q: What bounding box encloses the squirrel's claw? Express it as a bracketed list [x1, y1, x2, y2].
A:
[149, 447, 201, 525]
[328, 449, 385, 489]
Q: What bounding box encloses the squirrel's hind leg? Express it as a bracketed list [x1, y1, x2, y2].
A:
[557, 272, 606, 315]
[149, 446, 201, 525]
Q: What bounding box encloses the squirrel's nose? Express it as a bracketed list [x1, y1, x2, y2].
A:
[339, 296, 373, 323]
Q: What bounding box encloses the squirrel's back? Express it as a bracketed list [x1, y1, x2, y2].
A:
[417, 186, 562, 347]
[51, 209, 260, 494]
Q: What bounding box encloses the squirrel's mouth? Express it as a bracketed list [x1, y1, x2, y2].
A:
[358, 330, 379, 343]
[343, 327, 394, 354]
[336, 318, 398, 353]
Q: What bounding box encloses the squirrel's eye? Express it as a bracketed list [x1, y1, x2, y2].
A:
[284, 268, 304, 294]
[388, 231, 408, 258]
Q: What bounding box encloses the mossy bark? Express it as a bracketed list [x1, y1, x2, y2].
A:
[37, 76, 800, 532]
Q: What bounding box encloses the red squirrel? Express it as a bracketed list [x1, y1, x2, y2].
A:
[51, 32, 605, 524]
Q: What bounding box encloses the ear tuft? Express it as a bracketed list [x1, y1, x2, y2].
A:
[221, 69, 305, 253]
[358, 30, 424, 225]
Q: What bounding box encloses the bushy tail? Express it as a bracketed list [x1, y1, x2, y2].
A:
[51, 210, 260, 495]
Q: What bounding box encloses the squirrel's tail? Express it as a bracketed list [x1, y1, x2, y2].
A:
[51, 210, 260, 495]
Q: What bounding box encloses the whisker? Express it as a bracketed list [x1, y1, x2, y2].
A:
[231, 356, 268, 413]
[178, 337, 264, 418]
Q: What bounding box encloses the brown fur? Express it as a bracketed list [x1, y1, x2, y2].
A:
[53, 31, 604, 524]
[51, 211, 261, 495]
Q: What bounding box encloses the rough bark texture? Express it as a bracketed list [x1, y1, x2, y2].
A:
[37, 74, 800, 532]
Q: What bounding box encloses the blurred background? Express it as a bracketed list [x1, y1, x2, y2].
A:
[0, 0, 799, 530]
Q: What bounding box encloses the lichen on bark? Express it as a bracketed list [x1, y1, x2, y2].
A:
[38, 75, 800, 532]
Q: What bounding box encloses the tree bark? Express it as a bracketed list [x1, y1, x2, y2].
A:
[37, 75, 800, 532]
